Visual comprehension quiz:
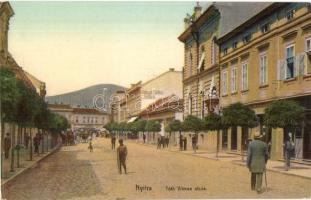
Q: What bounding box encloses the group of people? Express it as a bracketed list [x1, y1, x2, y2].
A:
[179, 135, 188, 151]
[157, 136, 169, 149]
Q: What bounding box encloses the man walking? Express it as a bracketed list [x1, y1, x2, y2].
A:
[117, 139, 128, 174]
[4, 133, 11, 159]
[284, 133, 294, 171]
[34, 133, 40, 156]
[111, 134, 116, 150]
[143, 133, 146, 144]
[247, 131, 269, 194]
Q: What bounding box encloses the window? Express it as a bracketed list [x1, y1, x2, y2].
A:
[188, 96, 192, 115]
[241, 62, 248, 91]
[222, 71, 228, 95]
[224, 48, 228, 55]
[211, 40, 216, 65]
[261, 23, 270, 34]
[286, 44, 295, 79]
[259, 53, 268, 85]
[231, 67, 237, 93]
[198, 47, 205, 71]
[286, 10, 294, 21]
[232, 41, 238, 49]
[189, 52, 193, 76]
[306, 37, 311, 53]
[243, 34, 251, 44]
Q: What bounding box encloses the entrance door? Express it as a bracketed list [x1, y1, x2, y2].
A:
[231, 126, 237, 150]
[303, 116, 311, 160]
[222, 129, 228, 149]
[241, 127, 248, 151]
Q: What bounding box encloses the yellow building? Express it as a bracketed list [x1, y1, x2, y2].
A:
[178, 2, 271, 150]
[125, 68, 182, 122]
[218, 3, 311, 160]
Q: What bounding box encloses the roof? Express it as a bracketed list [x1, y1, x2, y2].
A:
[215, 2, 272, 38]
[141, 68, 182, 88]
[72, 107, 105, 115]
[178, 2, 272, 42]
[48, 104, 72, 110]
[139, 95, 183, 116]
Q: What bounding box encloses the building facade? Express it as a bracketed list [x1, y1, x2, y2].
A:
[218, 3, 311, 160]
[125, 68, 182, 122]
[178, 2, 271, 151]
[48, 104, 110, 131]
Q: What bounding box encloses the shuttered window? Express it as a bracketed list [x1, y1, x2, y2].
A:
[241, 62, 248, 91]
[259, 53, 267, 85]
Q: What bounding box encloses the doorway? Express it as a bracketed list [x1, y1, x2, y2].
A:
[231, 126, 237, 150]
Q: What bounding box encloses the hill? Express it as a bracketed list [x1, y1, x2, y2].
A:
[45, 84, 126, 112]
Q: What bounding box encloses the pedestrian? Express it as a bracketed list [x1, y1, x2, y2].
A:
[34, 133, 40, 156]
[111, 134, 116, 150]
[192, 134, 197, 153]
[284, 133, 295, 171]
[157, 137, 161, 149]
[143, 133, 146, 144]
[25, 134, 30, 149]
[88, 138, 93, 152]
[247, 131, 269, 194]
[165, 136, 169, 148]
[4, 133, 11, 159]
[179, 135, 183, 151]
[183, 136, 187, 151]
[117, 139, 128, 174]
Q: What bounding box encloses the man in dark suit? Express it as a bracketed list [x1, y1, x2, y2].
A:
[247, 131, 269, 194]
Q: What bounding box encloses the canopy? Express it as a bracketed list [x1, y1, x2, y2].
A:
[127, 116, 138, 123]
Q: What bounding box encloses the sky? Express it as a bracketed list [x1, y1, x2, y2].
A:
[8, 1, 197, 96]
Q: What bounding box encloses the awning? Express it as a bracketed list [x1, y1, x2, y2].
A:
[127, 116, 138, 123]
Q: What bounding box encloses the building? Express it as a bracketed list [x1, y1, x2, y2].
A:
[218, 3, 311, 160]
[125, 68, 182, 122]
[178, 2, 271, 150]
[110, 90, 126, 122]
[138, 95, 183, 143]
[48, 104, 110, 131]
[0, 2, 39, 92]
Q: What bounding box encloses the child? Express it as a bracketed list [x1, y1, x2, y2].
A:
[88, 138, 93, 152]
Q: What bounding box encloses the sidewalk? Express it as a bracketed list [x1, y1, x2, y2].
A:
[133, 140, 311, 180]
[1, 144, 60, 186]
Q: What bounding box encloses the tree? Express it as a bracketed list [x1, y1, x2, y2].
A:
[221, 102, 258, 160]
[203, 113, 222, 159]
[145, 120, 161, 142]
[165, 119, 183, 145]
[183, 115, 204, 133]
[264, 99, 304, 135]
[0, 69, 18, 172]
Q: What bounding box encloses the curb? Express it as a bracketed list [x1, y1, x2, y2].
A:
[1, 144, 61, 186]
[129, 140, 311, 180]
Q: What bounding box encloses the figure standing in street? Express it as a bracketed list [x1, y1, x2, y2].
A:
[143, 133, 146, 144]
[247, 131, 269, 194]
[25, 134, 30, 149]
[111, 135, 116, 150]
[284, 133, 295, 171]
[4, 133, 11, 159]
[88, 138, 93, 152]
[117, 139, 128, 174]
[34, 133, 40, 156]
[179, 135, 183, 151]
[183, 136, 187, 151]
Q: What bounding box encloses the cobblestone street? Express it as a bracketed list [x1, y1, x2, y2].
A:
[2, 138, 311, 200]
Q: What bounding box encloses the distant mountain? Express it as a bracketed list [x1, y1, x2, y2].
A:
[45, 84, 126, 113]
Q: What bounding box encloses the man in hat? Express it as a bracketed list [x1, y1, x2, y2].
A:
[4, 133, 11, 159]
[247, 131, 269, 194]
[117, 139, 128, 174]
[284, 133, 295, 171]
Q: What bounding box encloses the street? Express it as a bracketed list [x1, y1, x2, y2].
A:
[2, 138, 311, 200]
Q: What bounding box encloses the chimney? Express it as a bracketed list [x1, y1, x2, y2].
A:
[184, 17, 190, 29]
[194, 2, 202, 20]
[169, 68, 175, 72]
